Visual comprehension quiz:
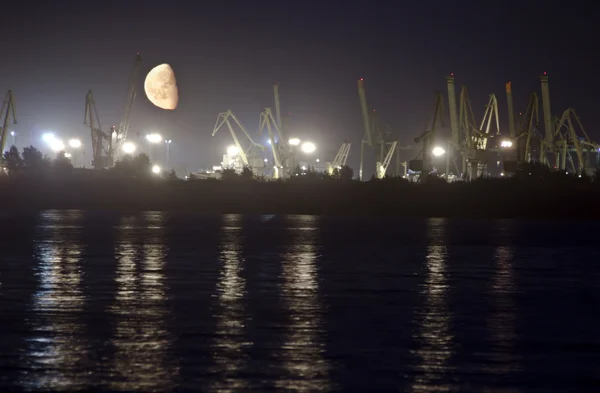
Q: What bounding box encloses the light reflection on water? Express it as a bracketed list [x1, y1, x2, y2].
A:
[20, 210, 89, 391]
[275, 215, 331, 392]
[487, 245, 521, 375]
[4, 211, 597, 392]
[209, 214, 251, 392]
[410, 218, 454, 392]
[109, 212, 178, 391]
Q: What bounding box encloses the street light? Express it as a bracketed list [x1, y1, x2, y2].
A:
[42, 133, 65, 152]
[146, 133, 162, 160]
[301, 141, 316, 153]
[122, 141, 136, 154]
[152, 164, 161, 174]
[69, 139, 82, 148]
[146, 133, 162, 143]
[289, 138, 300, 146]
[432, 146, 446, 157]
[227, 145, 239, 156]
[500, 140, 513, 148]
[10, 131, 15, 146]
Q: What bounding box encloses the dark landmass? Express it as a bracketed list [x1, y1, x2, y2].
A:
[1, 173, 599, 220]
[2, 146, 599, 219]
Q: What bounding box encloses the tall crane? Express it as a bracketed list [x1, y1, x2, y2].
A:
[213, 110, 265, 172]
[259, 108, 289, 178]
[84, 90, 111, 169]
[473, 94, 500, 150]
[518, 93, 539, 163]
[113, 53, 142, 157]
[326, 142, 351, 175]
[357, 78, 397, 180]
[414, 92, 444, 173]
[0, 91, 17, 154]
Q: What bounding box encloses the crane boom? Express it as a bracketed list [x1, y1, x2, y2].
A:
[115, 53, 142, 154]
[0, 91, 17, 153]
[213, 110, 265, 170]
[327, 142, 351, 174]
[85, 90, 111, 168]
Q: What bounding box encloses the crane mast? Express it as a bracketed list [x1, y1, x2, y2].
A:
[357, 78, 398, 180]
[114, 53, 142, 156]
[259, 108, 288, 178]
[84, 90, 111, 169]
[0, 91, 17, 154]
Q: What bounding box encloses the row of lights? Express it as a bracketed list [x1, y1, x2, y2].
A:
[431, 140, 513, 157]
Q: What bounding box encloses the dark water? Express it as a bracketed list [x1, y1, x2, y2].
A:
[0, 211, 598, 392]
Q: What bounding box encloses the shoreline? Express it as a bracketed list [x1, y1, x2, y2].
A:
[2, 177, 599, 220]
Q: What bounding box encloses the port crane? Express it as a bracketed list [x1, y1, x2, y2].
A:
[326, 142, 351, 175]
[259, 108, 289, 179]
[357, 78, 397, 180]
[212, 110, 265, 173]
[0, 90, 17, 154]
[113, 53, 142, 158]
[84, 90, 112, 169]
[414, 92, 444, 174]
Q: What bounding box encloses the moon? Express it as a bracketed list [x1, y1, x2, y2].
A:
[144, 63, 178, 110]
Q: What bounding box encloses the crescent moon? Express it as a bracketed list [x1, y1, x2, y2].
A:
[144, 63, 178, 110]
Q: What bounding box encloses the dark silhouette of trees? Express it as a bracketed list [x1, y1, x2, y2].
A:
[220, 168, 239, 181]
[166, 169, 179, 180]
[240, 166, 254, 180]
[3, 146, 23, 173]
[112, 153, 152, 177]
[54, 151, 73, 174]
[22, 146, 48, 170]
[332, 165, 354, 181]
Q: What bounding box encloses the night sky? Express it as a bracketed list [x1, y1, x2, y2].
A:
[1, 0, 596, 174]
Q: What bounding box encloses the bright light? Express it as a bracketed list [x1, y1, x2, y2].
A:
[152, 165, 161, 174]
[165, 139, 172, 144]
[146, 133, 162, 143]
[68, 139, 82, 148]
[289, 138, 301, 146]
[64, 153, 72, 158]
[301, 166, 307, 171]
[500, 140, 513, 148]
[10, 131, 15, 136]
[432, 146, 446, 157]
[316, 158, 320, 163]
[267, 139, 272, 145]
[227, 145, 239, 156]
[263, 158, 268, 163]
[122, 141, 136, 154]
[42, 133, 65, 152]
[301, 141, 316, 153]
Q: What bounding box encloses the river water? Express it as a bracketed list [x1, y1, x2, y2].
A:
[0, 211, 598, 392]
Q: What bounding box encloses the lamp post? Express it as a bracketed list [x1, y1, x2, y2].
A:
[10, 131, 15, 147]
[68, 138, 82, 167]
[165, 139, 172, 169]
[146, 133, 162, 161]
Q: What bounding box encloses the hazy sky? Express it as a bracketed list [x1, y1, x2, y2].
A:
[1, 0, 596, 174]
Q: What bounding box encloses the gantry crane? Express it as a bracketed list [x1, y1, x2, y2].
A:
[326, 142, 351, 175]
[553, 108, 598, 173]
[357, 78, 397, 180]
[0, 91, 17, 154]
[84, 90, 111, 169]
[213, 110, 265, 172]
[113, 53, 142, 157]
